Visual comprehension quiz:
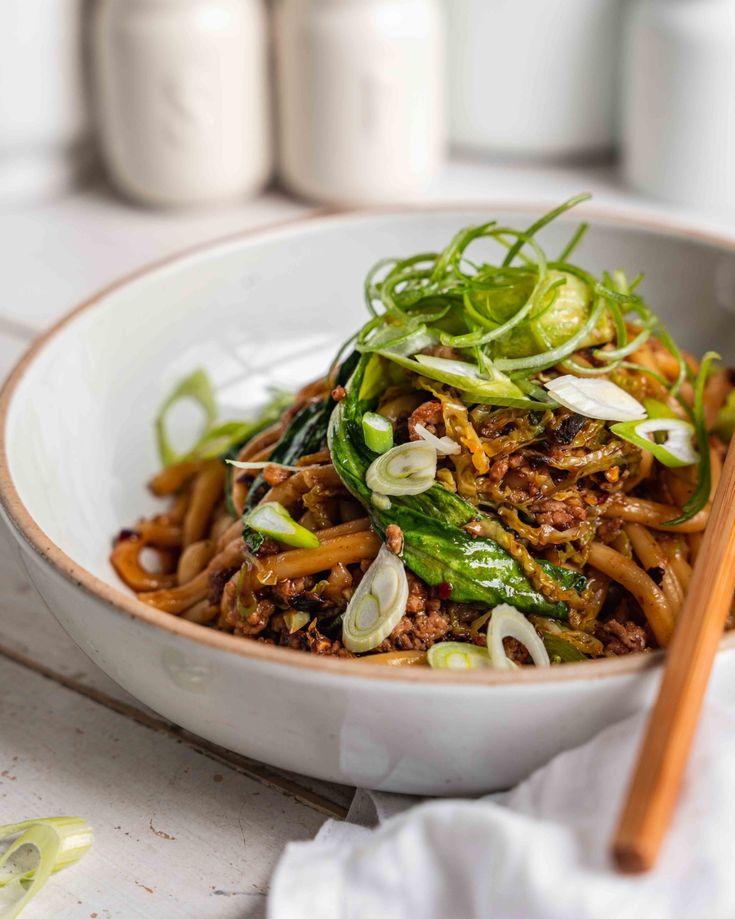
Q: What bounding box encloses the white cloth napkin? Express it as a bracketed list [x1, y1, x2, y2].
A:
[269, 703, 735, 919]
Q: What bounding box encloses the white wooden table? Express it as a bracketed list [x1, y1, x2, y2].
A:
[0, 161, 732, 917]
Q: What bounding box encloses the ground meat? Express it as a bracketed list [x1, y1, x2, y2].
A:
[331, 385, 346, 402]
[503, 636, 531, 665]
[420, 345, 463, 360]
[488, 455, 509, 482]
[272, 577, 308, 604]
[405, 572, 428, 614]
[262, 464, 292, 487]
[299, 620, 353, 657]
[209, 566, 239, 606]
[234, 599, 275, 636]
[385, 524, 403, 555]
[255, 537, 281, 558]
[533, 497, 587, 530]
[377, 608, 451, 652]
[596, 619, 650, 656]
[408, 401, 445, 439]
[596, 516, 623, 544]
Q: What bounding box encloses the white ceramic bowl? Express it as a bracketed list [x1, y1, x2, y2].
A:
[2, 206, 735, 795]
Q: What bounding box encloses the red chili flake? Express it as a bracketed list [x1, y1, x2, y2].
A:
[437, 581, 453, 600]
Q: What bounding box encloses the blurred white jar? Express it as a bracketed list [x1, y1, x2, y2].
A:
[274, 0, 445, 205]
[94, 0, 271, 208]
[446, 0, 623, 159]
[0, 0, 89, 205]
[623, 0, 735, 212]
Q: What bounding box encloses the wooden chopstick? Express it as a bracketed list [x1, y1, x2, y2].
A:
[612, 441, 735, 872]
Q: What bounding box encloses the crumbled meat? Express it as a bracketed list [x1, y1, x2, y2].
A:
[209, 566, 239, 606]
[255, 537, 281, 558]
[488, 455, 510, 482]
[503, 636, 531, 665]
[408, 401, 445, 439]
[533, 498, 587, 530]
[420, 345, 462, 360]
[331, 385, 346, 402]
[262, 464, 292, 486]
[596, 516, 623, 544]
[235, 599, 275, 636]
[405, 572, 428, 614]
[385, 524, 403, 555]
[596, 619, 650, 656]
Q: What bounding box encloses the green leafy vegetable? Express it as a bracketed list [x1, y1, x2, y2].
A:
[542, 633, 588, 663]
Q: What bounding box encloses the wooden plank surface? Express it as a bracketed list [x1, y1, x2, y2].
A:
[0, 654, 324, 918]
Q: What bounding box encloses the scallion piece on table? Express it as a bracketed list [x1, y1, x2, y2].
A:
[362, 412, 394, 454]
[342, 544, 409, 653]
[365, 441, 437, 497]
[611, 418, 699, 468]
[244, 501, 320, 549]
[0, 817, 93, 919]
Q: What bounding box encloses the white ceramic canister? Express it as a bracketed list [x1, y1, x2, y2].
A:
[274, 0, 445, 206]
[445, 0, 624, 160]
[0, 0, 90, 205]
[622, 0, 735, 212]
[93, 0, 271, 208]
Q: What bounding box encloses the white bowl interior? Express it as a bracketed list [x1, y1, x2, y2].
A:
[6, 208, 735, 586]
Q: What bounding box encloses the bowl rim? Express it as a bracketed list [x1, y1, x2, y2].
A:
[1, 200, 734, 687]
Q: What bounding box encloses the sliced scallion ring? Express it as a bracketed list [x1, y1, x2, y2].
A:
[487, 604, 550, 669]
[362, 412, 394, 454]
[543, 375, 646, 422]
[244, 501, 320, 549]
[342, 544, 409, 652]
[365, 441, 437, 496]
[427, 642, 492, 670]
[0, 817, 93, 919]
[610, 418, 699, 468]
[413, 423, 461, 455]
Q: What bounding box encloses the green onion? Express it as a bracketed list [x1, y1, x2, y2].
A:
[487, 604, 550, 669]
[365, 441, 437, 497]
[155, 369, 216, 467]
[427, 642, 492, 670]
[664, 351, 719, 524]
[0, 817, 93, 919]
[155, 372, 291, 467]
[362, 412, 394, 454]
[543, 375, 646, 421]
[715, 389, 735, 442]
[611, 418, 699, 468]
[244, 501, 320, 549]
[342, 544, 409, 652]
